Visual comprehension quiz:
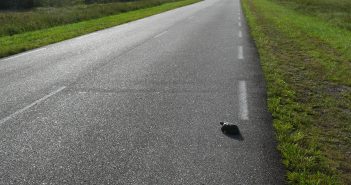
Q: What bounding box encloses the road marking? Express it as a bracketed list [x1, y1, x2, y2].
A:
[238, 81, 249, 120]
[238, 16, 241, 21]
[239, 30, 242, 38]
[154, 31, 168, 38]
[238, 46, 244, 59]
[238, 22, 242, 27]
[0, 86, 66, 126]
[2, 48, 47, 61]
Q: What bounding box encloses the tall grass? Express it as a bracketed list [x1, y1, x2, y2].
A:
[0, 0, 179, 37]
[273, 0, 351, 31]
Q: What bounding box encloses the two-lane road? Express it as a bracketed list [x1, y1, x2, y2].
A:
[0, 0, 285, 184]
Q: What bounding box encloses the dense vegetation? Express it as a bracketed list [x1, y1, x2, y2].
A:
[0, 0, 141, 9]
[242, 0, 351, 184]
[0, 0, 181, 37]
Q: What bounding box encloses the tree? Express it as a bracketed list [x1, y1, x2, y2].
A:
[18, 0, 34, 9]
[0, 0, 34, 9]
[0, 0, 15, 9]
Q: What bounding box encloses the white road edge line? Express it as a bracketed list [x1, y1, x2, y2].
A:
[0, 86, 66, 126]
[239, 30, 243, 38]
[238, 46, 244, 59]
[238, 81, 249, 120]
[2, 48, 47, 61]
[154, 31, 168, 39]
[238, 22, 242, 27]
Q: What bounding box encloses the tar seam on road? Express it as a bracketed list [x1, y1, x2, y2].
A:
[239, 30, 242, 38]
[154, 31, 168, 38]
[2, 48, 47, 62]
[0, 86, 66, 126]
[238, 46, 244, 59]
[238, 81, 249, 120]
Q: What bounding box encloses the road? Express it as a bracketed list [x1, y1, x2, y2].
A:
[0, 0, 285, 184]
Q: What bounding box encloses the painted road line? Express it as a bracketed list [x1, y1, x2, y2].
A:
[2, 48, 47, 61]
[0, 86, 66, 126]
[239, 30, 242, 38]
[238, 46, 244, 59]
[238, 81, 249, 120]
[154, 31, 168, 38]
[238, 22, 242, 27]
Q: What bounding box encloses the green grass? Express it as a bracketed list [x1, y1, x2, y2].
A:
[272, 0, 351, 31]
[0, 0, 183, 37]
[242, 0, 351, 184]
[0, 0, 200, 58]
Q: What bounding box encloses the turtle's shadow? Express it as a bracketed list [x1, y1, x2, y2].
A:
[221, 126, 244, 141]
[222, 129, 244, 141]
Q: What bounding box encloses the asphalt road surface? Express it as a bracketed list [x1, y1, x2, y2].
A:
[0, 0, 286, 184]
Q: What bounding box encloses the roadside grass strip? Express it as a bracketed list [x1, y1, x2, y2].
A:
[0, 0, 200, 59]
[242, 0, 351, 184]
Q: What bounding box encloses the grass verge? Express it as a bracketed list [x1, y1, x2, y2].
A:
[271, 0, 351, 31]
[0, 0, 186, 37]
[0, 0, 200, 59]
[242, 0, 351, 184]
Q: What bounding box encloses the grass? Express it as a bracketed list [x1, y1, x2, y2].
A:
[272, 0, 351, 31]
[0, 0, 182, 37]
[242, 0, 351, 184]
[0, 0, 200, 58]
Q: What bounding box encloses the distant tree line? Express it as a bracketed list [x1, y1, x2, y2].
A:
[0, 0, 34, 9]
[0, 0, 136, 10]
